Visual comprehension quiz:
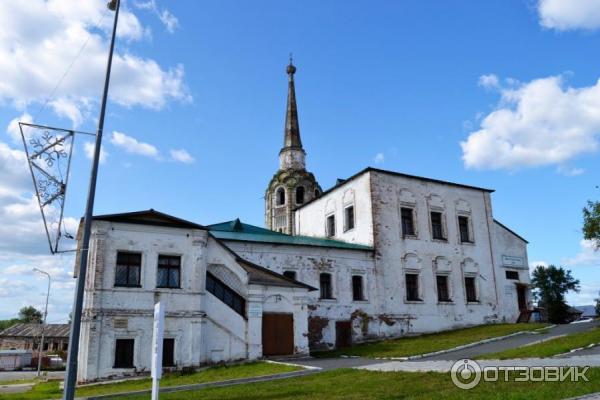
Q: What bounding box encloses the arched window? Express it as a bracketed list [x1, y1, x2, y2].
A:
[296, 186, 305, 204]
[276, 187, 285, 206]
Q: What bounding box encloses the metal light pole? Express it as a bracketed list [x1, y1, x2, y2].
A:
[33, 268, 51, 377]
[63, 1, 120, 398]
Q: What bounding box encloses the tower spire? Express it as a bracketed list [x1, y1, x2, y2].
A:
[283, 56, 303, 150]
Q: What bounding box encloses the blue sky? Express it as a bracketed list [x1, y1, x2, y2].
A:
[0, 0, 599, 322]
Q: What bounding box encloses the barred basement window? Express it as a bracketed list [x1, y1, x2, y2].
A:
[505, 271, 519, 280]
[157, 255, 181, 288]
[344, 205, 355, 232]
[114, 339, 134, 368]
[319, 273, 333, 299]
[436, 275, 450, 302]
[431, 211, 445, 240]
[465, 277, 477, 302]
[206, 272, 246, 316]
[401, 207, 415, 237]
[115, 252, 141, 287]
[405, 273, 420, 301]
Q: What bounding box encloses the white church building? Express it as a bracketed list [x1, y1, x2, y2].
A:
[75, 62, 531, 382]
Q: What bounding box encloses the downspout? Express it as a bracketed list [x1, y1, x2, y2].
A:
[483, 192, 500, 310]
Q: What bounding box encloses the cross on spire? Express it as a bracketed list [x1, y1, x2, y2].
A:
[283, 57, 302, 149]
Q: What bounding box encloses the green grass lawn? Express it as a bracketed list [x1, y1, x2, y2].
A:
[0, 361, 301, 400]
[478, 326, 600, 360]
[313, 323, 548, 358]
[119, 368, 600, 400]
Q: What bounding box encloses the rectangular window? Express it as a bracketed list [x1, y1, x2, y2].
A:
[430, 211, 445, 240]
[326, 214, 336, 237]
[206, 272, 246, 316]
[436, 275, 450, 302]
[405, 273, 420, 301]
[344, 205, 355, 232]
[157, 255, 181, 289]
[283, 270, 296, 280]
[401, 207, 415, 237]
[352, 275, 364, 301]
[162, 338, 175, 367]
[458, 216, 471, 243]
[465, 277, 477, 302]
[505, 271, 519, 280]
[115, 252, 142, 287]
[114, 339, 134, 368]
[319, 273, 333, 299]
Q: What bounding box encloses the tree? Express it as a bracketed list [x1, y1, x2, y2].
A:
[583, 200, 600, 249]
[531, 265, 580, 324]
[18, 306, 43, 323]
[595, 291, 600, 317]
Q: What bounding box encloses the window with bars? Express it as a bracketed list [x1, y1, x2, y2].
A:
[206, 272, 246, 316]
[114, 339, 134, 368]
[401, 207, 415, 236]
[352, 275, 364, 301]
[436, 275, 451, 302]
[326, 214, 336, 237]
[344, 205, 355, 232]
[465, 277, 477, 302]
[319, 273, 333, 299]
[458, 216, 471, 243]
[405, 273, 420, 301]
[157, 255, 181, 289]
[430, 211, 445, 240]
[115, 252, 142, 287]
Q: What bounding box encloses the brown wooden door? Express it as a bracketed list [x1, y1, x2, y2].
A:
[336, 320, 352, 348]
[262, 313, 294, 356]
[517, 285, 527, 311]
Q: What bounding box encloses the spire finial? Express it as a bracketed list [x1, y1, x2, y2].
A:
[286, 53, 296, 77]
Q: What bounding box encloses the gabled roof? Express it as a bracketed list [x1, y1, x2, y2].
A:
[207, 219, 373, 251]
[0, 323, 70, 338]
[296, 167, 495, 210]
[494, 219, 528, 244]
[93, 209, 206, 230]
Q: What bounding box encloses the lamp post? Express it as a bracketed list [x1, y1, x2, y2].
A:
[33, 267, 51, 377]
[63, 1, 120, 399]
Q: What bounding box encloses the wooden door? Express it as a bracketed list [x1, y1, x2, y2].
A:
[336, 320, 352, 348]
[517, 285, 527, 311]
[262, 313, 294, 356]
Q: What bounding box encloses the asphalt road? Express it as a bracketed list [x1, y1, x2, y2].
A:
[0, 370, 64, 382]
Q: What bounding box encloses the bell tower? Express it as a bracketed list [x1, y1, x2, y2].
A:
[265, 59, 321, 234]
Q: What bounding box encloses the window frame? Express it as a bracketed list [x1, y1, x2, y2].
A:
[275, 187, 286, 206]
[505, 270, 519, 280]
[113, 338, 135, 369]
[436, 274, 451, 302]
[205, 272, 246, 317]
[458, 215, 472, 243]
[351, 275, 365, 301]
[114, 251, 142, 288]
[157, 254, 182, 289]
[326, 213, 336, 238]
[405, 273, 421, 302]
[400, 207, 416, 237]
[295, 186, 305, 205]
[430, 210, 446, 241]
[319, 272, 333, 300]
[343, 204, 355, 232]
[464, 276, 478, 303]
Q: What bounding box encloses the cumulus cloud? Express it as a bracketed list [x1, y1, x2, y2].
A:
[538, 0, 600, 31]
[478, 74, 499, 89]
[0, 0, 190, 125]
[169, 148, 195, 164]
[563, 239, 600, 266]
[461, 75, 600, 171]
[84, 141, 108, 163]
[134, 0, 179, 33]
[110, 131, 159, 158]
[6, 113, 33, 143]
[374, 153, 385, 164]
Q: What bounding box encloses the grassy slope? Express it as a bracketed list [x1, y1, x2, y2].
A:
[121, 368, 600, 400]
[314, 323, 548, 358]
[0, 361, 301, 400]
[478, 326, 600, 360]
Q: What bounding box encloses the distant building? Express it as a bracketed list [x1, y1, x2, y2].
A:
[0, 350, 32, 371]
[0, 323, 70, 355]
[75, 61, 531, 382]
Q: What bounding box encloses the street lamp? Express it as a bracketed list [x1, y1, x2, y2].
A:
[33, 267, 51, 377]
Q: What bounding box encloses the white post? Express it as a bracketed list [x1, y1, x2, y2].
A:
[151, 302, 165, 400]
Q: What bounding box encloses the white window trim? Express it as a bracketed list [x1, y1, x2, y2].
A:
[463, 273, 480, 304]
[428, 206, 448, 242]
[399, 203, 418, 239]
[435, 272, 453, 303]
[343, 203, 355, 232]
[325, 212, 336, 238]
[457, 212, 475, 244]
[403, 270, 423, 303]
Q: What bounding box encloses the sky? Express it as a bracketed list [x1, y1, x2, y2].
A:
[0, 0, 599, 322]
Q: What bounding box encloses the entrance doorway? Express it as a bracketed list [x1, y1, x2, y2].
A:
[262, 313, 294, 356]
[517, 285, 527, 311]
[335, 320, 352, 348]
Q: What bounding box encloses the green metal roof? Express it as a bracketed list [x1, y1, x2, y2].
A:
[208, 219, 373, 251]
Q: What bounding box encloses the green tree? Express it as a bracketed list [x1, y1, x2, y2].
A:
[531, 265, 580, 324]
[595, 292, 600, 317]
[583, 200, 600, 249]
[18, 306, 43, 323]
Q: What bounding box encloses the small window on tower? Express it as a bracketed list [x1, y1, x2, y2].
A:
[276, 187, 285, 206]
[314, 188, 320, 198]
[296, 186, 305, 204]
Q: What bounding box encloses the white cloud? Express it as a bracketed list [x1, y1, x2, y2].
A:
[461, 75, 600, 170]
[110, 131, 159, 158]
[563, 239, 600, 266]
[0, 0, 190, 125]
[557, 165, 585, 176]
[6, 113, 33, 143]
[374, 153, 385, 164]
[566, 282, 600, 306]
[538, 0, 600, 31]
[84, 141, 108, 163]
[478, 74, 499, 89]
[134, 0, 179, 33]
[529, 260, 549, 273]
[169, 148, 194, 164]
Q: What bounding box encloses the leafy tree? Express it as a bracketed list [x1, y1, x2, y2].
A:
[583, 200, 600, 249]
[531, 265, 580, 324]
[18, 306, 43, 323]
[0, 318, 20, 332]
[595, 292, 600, 317]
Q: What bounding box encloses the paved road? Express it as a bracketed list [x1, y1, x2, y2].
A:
[420, 321, 600, 361]
[275, 356, 382, 370]
[0, 370, 64, 382]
